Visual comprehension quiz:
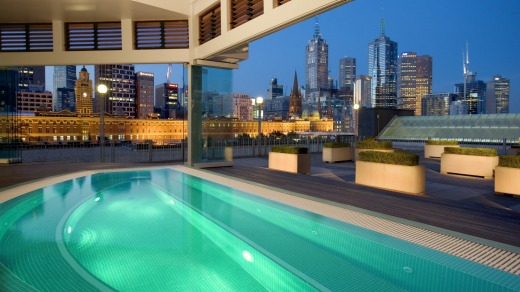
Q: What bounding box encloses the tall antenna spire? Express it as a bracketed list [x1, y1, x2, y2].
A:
[380, 17, 385, 36]
[166, 64, 172, 83]
[463, 42, 469, 102]
[313, 17, 320, 38]
[465, 41, 469, 67]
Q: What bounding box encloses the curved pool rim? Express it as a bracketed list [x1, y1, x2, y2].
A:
[1, 164, 520, 281]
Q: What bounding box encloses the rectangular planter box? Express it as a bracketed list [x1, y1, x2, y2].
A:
[354, 148, 394, 161]
[355, 161, 425, 194]
[424, 144, 460, 158]
[268, 152, 311, 175]
[224, 146, 233, 162]
[440, 153, 499, 179]
[323, 147, 353, 163]
[495, 166, 520, 197]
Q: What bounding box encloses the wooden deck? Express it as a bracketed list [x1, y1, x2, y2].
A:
[1, 156, 519, 248]
[208, 155, 520, 248]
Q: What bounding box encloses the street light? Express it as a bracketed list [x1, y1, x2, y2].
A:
[97, 84, 107, 162]
[353, 103, 360, 137]
[255, 96, 263, 157]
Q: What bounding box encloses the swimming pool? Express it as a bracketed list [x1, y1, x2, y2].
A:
[0, 166, 519, 291]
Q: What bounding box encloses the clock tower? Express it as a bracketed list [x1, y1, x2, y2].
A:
[75, 66, 93, 116]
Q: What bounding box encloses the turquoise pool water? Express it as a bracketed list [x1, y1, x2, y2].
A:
[0, 168, 519, 291]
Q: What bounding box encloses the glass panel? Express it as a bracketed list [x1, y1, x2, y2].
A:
[201, 66, 233, 162]
[0, 68, 22, 163]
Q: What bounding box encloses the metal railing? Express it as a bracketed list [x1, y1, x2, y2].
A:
[4, 136, 339, 164]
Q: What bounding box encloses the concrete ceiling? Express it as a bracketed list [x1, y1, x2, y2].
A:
[0, 0, 189, 23]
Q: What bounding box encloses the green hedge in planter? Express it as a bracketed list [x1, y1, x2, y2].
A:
[358, 151, 419, 166]
[499, 156, 520, 168]
[425, 140, 459, 145]
[356, 140, 392, 149]
[323, 142, 351, 148]
[444, 147, 497, 156]
[271, 146, 308, 154]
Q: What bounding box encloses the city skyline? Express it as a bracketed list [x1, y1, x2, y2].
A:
[44, 0, 519, 113]
[233, 0, 519, 113]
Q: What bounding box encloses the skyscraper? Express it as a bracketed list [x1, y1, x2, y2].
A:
[397, 52, 432, 115]
[338, 57, 356, 102]
[267, 78, 284, 100]
[10, 66, 45, 91]
[486, 75, 510, 114]
[421, 93, 458, 116]
[368, 19, 398, 108]
[354, 75, 372, 108]
[95, 64, 136, 117]
[305, 18, 328, 103]
[454, 72, 486, 114]
[135, 72, 155, 119]
[53, 66, 76, 111]
[289, 71, 302, 118]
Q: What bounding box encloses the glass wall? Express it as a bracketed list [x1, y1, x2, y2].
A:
[200, 66, 233, 162]
[0, 68, 22, 163]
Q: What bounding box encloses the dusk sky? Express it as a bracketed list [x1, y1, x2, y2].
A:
[47, 0, 520, 112]
[232, 0, 520, 112]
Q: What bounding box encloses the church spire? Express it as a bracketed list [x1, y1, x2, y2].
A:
[292, 71, 299, 95]
[289, 71, 302, 118]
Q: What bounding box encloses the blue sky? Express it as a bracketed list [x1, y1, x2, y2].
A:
[47, 0, 520, 112]
[232, 0, 520, 112]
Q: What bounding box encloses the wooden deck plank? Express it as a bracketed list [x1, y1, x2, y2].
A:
[209, 161, 520, 247]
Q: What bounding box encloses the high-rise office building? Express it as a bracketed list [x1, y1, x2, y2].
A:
[415, 55, 433, 115]
[10, 66, 45, 91]
[305, 18, 328, 103]
[486, 75, 510, 114]
[368, 19, 398, 108]
[421, 93, 458, 116]
[56, 88, 75, 112]
[232, 94, 253, 121]
[338, 57, 356, 102]
[135, 72, 155, 119]
[454, 72, 486, 114]
[267, 78, 284, 100]
[75, 66, 93, 117]
[17, 91, 52, 113]
[155, 83, 180, 119]
[397, 53, 432, 115]
[289, 71, 303, 118]
[264, 96, 290, 121]
[53, 65, 76, 111]
[95, 64, 136, 117]
[354, 75, 372, 108]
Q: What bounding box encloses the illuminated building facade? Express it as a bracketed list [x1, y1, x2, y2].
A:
[397, 53, 432, 115]
[95, 64, 136, 118]
[75, 67, 93, 116]
[421, 93, 459, 116]
[17, 91, 52, 113]
[135, 72, 155, 119]
[53, 65, 76, 111]
[3, 115, 333, 144]
[368, 20, 398, 108]
[232, 94, 253, 121]
[454, 72, 486, 114]
[267, 78, 284, 100]
[338, 57, 356, 102]
[486, 75, 510, 114]
[305, 18, 329, 103]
